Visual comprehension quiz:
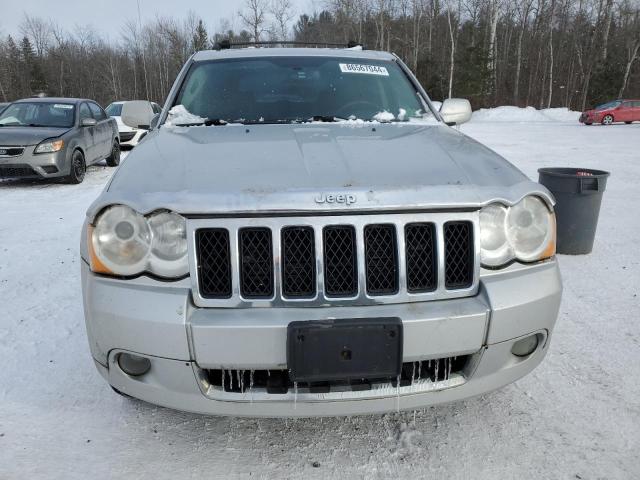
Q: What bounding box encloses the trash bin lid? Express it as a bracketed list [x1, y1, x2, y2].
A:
[538, 167, 610, 194]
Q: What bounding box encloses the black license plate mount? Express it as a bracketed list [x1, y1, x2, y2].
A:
[286, 317, 403, 383]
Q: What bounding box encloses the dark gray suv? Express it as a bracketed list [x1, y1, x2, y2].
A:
[0, 97, 120, 183]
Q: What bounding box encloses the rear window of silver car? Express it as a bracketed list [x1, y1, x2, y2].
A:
[173, 56, 433, 124]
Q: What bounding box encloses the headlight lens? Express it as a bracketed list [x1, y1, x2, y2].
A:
[505, 196, 554, 262]
[89, 206, 188, 278]
[480, 196, 555, 267]
[148, 212, 188, 277]
[35, 139, 65, 154]
[479, 204, 513, 267]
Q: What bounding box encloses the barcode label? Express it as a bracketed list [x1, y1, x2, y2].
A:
[339, 63, 389, 76]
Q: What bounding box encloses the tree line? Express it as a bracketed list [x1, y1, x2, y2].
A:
[0, 0, 639, 111]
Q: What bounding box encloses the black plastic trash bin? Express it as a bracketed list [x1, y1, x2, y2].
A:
[538, 168, 610, 255]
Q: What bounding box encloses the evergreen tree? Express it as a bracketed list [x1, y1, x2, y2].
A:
[192, 20, 209, 52]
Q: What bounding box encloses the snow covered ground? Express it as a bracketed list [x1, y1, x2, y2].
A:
[1, 110, 639, 479]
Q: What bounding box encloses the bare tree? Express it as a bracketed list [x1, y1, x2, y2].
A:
[270, 0, 294, 40]
[239, 0, 269, 41]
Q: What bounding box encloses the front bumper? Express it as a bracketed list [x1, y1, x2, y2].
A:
[118, 128, 146, 147]
[82, 260, 562, 417]
[0, 146, 70, 178]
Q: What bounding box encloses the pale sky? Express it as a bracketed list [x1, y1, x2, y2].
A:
[0, 0, 318, 40]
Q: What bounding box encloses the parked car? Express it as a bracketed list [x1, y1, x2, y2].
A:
[0, 98, 120, 183]
[579, 99, 640, 125]
[81, 46, 561, 417]
[0, 102, 9, 114]
[105, 100, 160, 148]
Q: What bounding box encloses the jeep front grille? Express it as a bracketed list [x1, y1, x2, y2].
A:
[190, 212, 479, 307]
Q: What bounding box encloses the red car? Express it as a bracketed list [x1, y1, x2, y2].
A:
[580, 99, 640, 125]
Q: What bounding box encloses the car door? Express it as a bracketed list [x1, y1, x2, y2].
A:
[633, 101, 640, 121]
[78, 102, 97, 161]
[620, 101, 633, 122]
[89, 102, 111, 157]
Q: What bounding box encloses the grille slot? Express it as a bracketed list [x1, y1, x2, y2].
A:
[239, 228, 274, 298]
[0, 164, 36, 178]
[405, 223, 437, 293]
[196, 229, 232, 298]
[323, 226, 358, 297]
[364, 224, 398, 295]
[281, 226, 316, 298]
[444, 221, 474, 289]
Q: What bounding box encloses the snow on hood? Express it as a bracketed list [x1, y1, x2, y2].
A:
[165, 105, 206, 127]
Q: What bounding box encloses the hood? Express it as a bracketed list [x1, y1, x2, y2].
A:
[113, 116, 135, 132]
[90, 123, 550, 218]
[0, 126, 70, 146]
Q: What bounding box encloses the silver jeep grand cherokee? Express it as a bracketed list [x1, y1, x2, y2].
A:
[81, 47, 562, 417]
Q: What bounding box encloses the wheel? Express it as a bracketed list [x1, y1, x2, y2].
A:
[106, 140, 121, 167]
[64, 149, 86, 184]
[602, 114, 614, 125]
[585, 122, 592, 126]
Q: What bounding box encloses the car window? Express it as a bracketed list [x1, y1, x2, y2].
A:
[79, 103, 92, 123]
[633, 101, 640, 108]
[595, 101, 621, 111]
[622, 102, 633, 108]
[0, 102, 75, 128]
[173, 56, 432, 124]
[105, 103, 123, 116]
[89, 102, 107, 121]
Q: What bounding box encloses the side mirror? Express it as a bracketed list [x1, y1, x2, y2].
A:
[82, 118, 97, 127]
[150, 114, 160, 130]
[440, 98, 472, 126]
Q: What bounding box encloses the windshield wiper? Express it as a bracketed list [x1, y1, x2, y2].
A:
[174, 118, 228, 127]
[308, 115, 346, 123]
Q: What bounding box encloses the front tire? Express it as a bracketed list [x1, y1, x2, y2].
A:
[602, 114, 614, 125]
[64, 150, 86, 184]
[106, 140, 121, 167]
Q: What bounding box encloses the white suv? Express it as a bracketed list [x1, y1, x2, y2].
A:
[105, 100, 160, 148]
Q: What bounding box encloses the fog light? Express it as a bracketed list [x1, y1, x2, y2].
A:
[511, 334, 539, 357]
[117, 353, 151, 376]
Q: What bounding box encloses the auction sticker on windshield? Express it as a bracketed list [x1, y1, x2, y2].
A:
[339, 63, 389, 76]
[54, 104, 74, 109]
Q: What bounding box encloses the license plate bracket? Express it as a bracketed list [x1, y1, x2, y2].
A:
[287, 318, 403, 383]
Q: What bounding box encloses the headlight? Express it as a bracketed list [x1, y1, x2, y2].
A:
[479, 204, 513, 267]
[34, 139, 64, 154]
[89, 205, 188, 278]
[480, 196, 555, 267]
[148, 212, 188, 277]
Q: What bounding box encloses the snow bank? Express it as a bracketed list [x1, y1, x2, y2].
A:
[470, 106, 581, 123]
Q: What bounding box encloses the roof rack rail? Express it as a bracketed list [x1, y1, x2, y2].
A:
[213, 40, 363, 51]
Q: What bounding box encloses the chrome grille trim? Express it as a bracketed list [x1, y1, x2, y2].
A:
[187, 211, 480, 308]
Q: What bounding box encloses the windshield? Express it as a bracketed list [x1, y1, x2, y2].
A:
[0, 102, 75, 128]
[595, 101, 621, 111]
[105, 103, 123, 116]
[171, 56, 435, 125]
